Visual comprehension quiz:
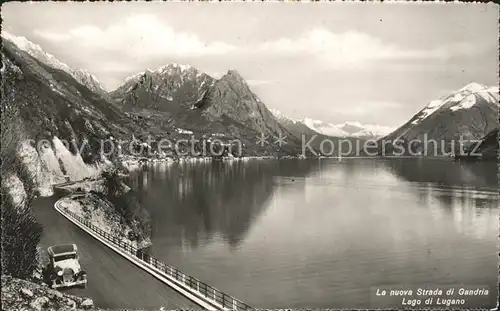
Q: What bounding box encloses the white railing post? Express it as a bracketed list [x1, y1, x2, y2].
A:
[233, 298, 236, 310]
[213, 288, 216, 301]
[197, 280, 200, 292]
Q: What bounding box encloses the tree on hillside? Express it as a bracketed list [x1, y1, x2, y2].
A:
[0, 103, 22, 172]
[1, 191, 43, 279]
[101, 169, 122, 197]
[99, 169, 151, 243]
[0, 104, 43, 279]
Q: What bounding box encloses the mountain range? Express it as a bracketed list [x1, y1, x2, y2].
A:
[1, 32, 311, 172]
[1, 31, 498, 176]
[107, 64, 308, 157]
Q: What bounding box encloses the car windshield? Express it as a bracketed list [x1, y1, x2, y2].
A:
[54, 254, 76, 262]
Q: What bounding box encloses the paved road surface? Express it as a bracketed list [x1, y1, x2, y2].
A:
[33, 196, 201, 310]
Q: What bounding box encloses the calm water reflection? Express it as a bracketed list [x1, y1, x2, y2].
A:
[127, 158, 498, 308]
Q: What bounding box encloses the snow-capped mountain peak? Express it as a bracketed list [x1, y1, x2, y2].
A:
[170, 63, 192, 71]
[157, 63, 193, 74]
[2, 31, 106, 94]
[337, 121, 395, 139]
[302, 118, 348, 137]
[410, 82, 499, 125]
[342, 121, 365, 128]
[124, 72, 143, 83]
[2, 31, 72, 72]
[271, 109, 394, 139]
[123, 63, 203, 83]
[384, 82, 499, 154]
[458, 82, 488, 93]
[270, 108, 298, 123]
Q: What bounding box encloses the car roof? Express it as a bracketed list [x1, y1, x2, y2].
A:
[48, 244, 77, 256]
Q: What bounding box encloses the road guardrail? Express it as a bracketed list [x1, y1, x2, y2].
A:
[54, 198, 253, 311]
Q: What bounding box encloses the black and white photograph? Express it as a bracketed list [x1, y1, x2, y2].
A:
[0, 1, 498, 310]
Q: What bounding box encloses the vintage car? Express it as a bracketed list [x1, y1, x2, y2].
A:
[43, 244, 87, 289]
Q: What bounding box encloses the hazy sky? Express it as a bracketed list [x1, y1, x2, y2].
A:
[2, 2, 498, 127]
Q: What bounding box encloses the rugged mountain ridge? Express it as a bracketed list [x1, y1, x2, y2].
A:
[111, 66, 307, 157]
[2, 32, 106, 95]
[194, 70, 285, 135]
[380, 83, 499, 156]
[109, 63, 214, 112]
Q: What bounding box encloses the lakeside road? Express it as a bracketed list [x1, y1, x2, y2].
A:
[32, 196, 201, 310]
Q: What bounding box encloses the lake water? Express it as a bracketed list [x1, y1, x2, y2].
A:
[126, 158, 498, 309]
